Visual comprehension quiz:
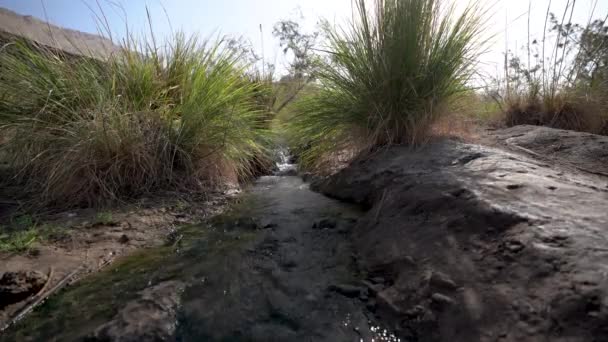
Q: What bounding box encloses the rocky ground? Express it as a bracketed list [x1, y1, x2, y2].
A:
[314, 125, 608, 342]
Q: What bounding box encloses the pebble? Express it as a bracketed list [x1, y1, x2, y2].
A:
[118, 234, 130, 244]
[429, 271, 458, 291]
[370, 277, 385, 285]
[328, 284, 364, 298]
[431, 293, 455, 309]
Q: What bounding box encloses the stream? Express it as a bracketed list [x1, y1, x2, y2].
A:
[2, 152, 401, 341]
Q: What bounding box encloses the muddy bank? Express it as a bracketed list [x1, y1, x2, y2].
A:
[314, 127, 608, 341]
[0, 190, 236, 330]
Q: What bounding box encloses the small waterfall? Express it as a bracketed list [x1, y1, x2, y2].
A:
[274, 148, 297, 176]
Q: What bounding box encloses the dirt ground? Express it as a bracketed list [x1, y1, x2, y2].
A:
[0, 189, 237, 330]
[315, 125, 608, 342]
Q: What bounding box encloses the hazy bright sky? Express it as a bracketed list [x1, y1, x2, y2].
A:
[0, 0, 606, 78]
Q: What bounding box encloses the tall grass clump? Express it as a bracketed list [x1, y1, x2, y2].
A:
[500, 4, 608, 134]
[0, 33, 272, 207]
[288, 0, 486, 169]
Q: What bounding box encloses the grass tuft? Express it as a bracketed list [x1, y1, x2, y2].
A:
[0, 33, 273, 208]
[500, 9, 608, 134]
[287, 0, 486, 169]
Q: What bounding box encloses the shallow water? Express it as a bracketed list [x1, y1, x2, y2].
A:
[2, 158, 401, 341]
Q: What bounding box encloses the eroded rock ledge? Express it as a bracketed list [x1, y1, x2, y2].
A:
[314, 127, 608, 342]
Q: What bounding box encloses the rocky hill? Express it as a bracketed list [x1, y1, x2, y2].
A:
[0, 7, 120, 59]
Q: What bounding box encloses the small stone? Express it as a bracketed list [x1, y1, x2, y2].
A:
[118, 234, 130, 244]
[431, 293, 455, 309]
[313, 219, 337, 230]
[505, 240, 525, 253]
[506, 184, 524, 190]
[263, 223, 278, 229]
[328, 284, 363, 298]
[404, 256, 415, 265]
[370, 277, 385, 285]
[404, 305, 426, 318]
[429, 272, 458, 291]
[27, 248, 41, 258]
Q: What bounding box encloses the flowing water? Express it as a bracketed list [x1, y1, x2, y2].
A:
[2, 154, 401, 341]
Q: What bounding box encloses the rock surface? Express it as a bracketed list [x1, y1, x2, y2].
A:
[0, 271, 47, 309]
[88, 281, 185, 342]
[0, 7, 120, 59]
[489, 125, 608, 176]
[314, 127, 608, 342]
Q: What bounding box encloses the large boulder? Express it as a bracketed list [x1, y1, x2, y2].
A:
[315, 130, 608, 342]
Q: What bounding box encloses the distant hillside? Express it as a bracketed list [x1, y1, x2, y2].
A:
[0, 7, 120, 59]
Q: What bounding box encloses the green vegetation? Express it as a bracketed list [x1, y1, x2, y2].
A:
[286, 0, 486, 169]
[94, 211, 115, 226]
[0, 214, 67, 253]
[0, 33, 273, 208]
[0, 227, 38, 253]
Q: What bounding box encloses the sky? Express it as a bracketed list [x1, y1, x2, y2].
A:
[0, 0, 606, 78]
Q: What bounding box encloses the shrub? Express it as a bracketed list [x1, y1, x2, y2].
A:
[0, 34, 272, 207]
[500, 8, 608, 134]
[287, 0, 486, 169]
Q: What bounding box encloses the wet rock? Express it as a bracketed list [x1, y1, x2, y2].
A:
[328, 284, 364, 298]
[236, 217, 261, 230]
[506, 184, 525, 190]
[404, 305, 427, 319]
[376, 288, 404, 316]
[279, 259, 298, 270]
[263, 222, 278, 229]
[312, 218, 337, 230]
[89, 281, 185, 342]
[0, 270, 48, 309]
[430, 293, 455, 310]
[370, 277, 385, 285]
[503, 240, 526, 253]
[362, 280, 384, 296]
[428, 271, 458, 291]
[300, 172, 313, 182]
[275, 168, 298, 177]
